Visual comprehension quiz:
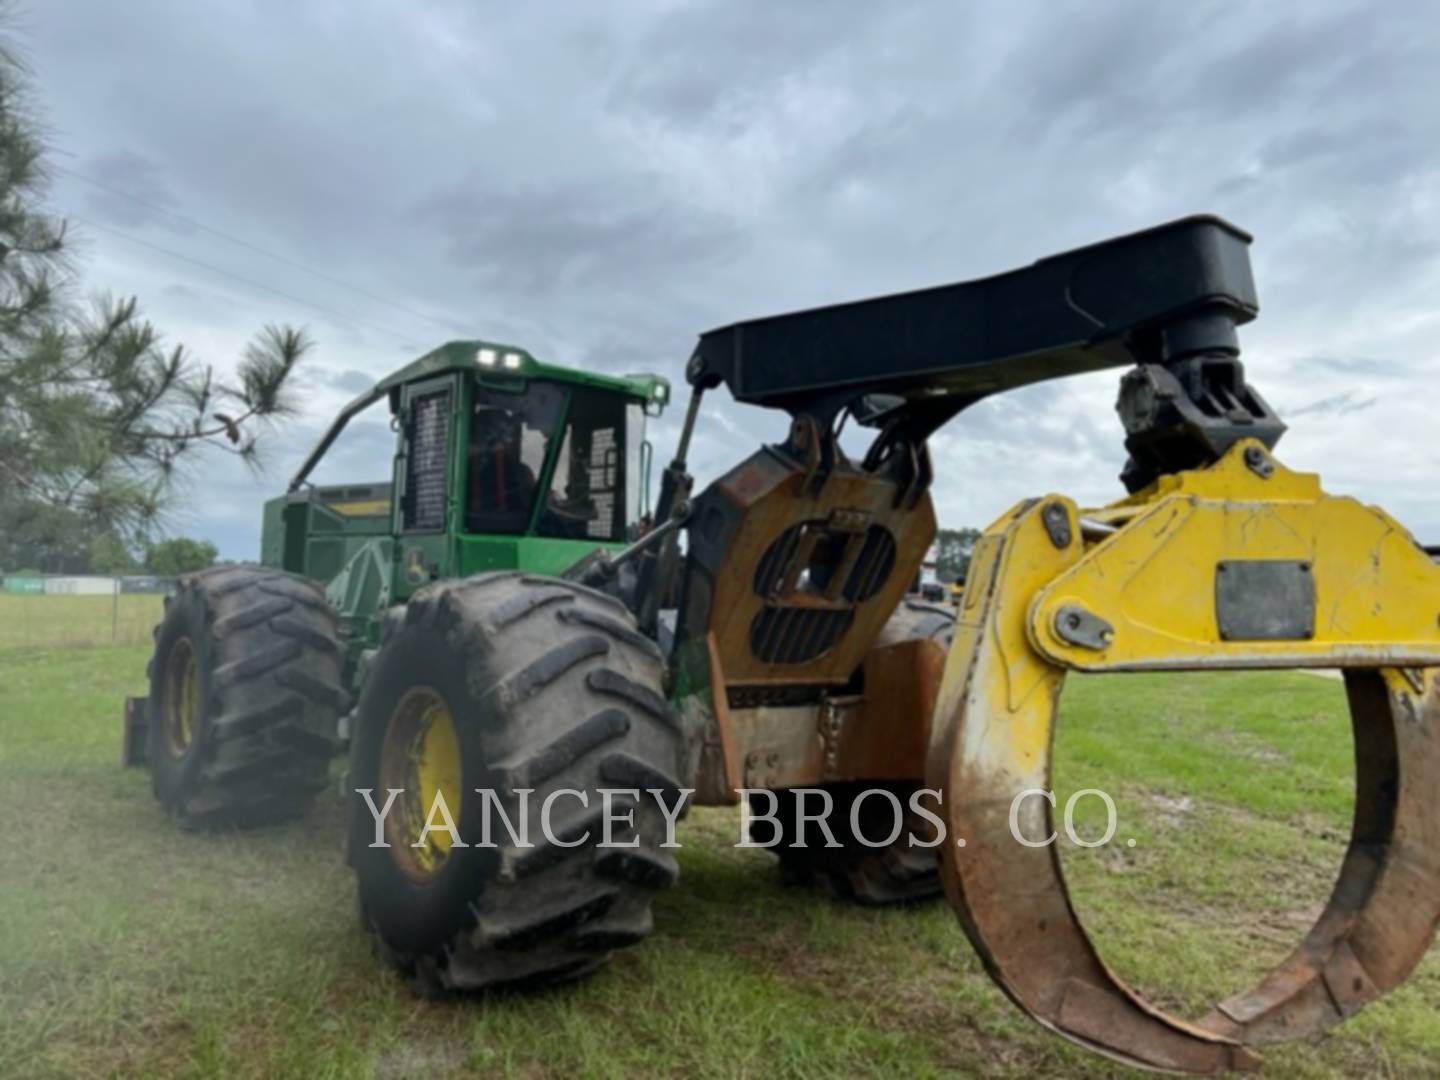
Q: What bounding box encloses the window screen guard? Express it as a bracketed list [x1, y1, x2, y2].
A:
[402, 386, 452, 531]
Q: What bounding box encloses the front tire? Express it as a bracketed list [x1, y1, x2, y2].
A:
[347, 572, 686, 992]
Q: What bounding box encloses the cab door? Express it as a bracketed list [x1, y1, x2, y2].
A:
[391, 374, 462, 603]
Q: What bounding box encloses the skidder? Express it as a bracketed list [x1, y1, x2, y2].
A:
[129, 217, 1440, 1073]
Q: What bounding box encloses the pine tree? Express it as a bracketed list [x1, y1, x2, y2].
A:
[0, 36, 308, 554]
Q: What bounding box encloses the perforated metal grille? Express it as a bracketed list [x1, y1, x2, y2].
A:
[403, 388, 452, 531]
[750, 607, 855, 664]
[752, 522, 897, 602]
[748, 520, 897, 664]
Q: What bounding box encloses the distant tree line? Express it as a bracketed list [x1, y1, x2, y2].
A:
[4, 531, 218, 577]
[934, 527, 981, 583]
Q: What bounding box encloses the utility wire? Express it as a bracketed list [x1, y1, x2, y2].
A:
[53, 164, 473, 337]
[69, 213, 425, 349]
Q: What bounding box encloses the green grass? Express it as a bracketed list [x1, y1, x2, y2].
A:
[0, 649, 1436, 1078]
[0, 594, 163, 650]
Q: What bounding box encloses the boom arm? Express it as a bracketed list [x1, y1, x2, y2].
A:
[688, 214, 1256, 409]
[687, 213, 1284, 490]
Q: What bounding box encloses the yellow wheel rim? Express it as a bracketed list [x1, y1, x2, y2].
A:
[379, 686, 463, 881]
[163, 637, 201, 757]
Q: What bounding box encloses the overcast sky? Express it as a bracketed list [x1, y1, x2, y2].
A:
[20, 0, 1440, 558]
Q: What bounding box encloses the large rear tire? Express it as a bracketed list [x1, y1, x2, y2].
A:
[347, 572, 686, 993]
[755, 601, 954, 905]
[146, 565, 346, 827]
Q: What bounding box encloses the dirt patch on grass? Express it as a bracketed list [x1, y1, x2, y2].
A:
[1147, 792, 1196, 826]
[373, 1040, 471, 1078]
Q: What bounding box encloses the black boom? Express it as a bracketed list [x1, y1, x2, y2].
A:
[685, 214, 1284, 490]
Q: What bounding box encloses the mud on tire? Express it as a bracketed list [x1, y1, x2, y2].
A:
[146, 564, 346, 827]
[347, 571, 686, 992]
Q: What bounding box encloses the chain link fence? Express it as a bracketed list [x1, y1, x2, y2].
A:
[0, 575, 174, 650]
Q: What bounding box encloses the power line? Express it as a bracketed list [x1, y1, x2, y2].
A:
[53, 164, 473, 338]
[68, 213, 425, 349]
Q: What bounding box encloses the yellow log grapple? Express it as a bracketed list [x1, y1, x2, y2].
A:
[929, 444, 1440, 1072]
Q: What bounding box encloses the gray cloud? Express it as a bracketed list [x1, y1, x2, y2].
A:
[18, 0, 1440, 555]
[1301, 355, 1427, 379]
[325, 368, 378, 395]
[413, 176, 744, 299]
[1285, 390, 1379, 419]
[606, 0, 886, 127]
[75, 149, 191, 232]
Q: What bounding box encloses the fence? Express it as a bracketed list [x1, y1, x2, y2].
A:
[0, 576, 173, 651]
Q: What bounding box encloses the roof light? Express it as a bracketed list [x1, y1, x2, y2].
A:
[654, 383, 669, 402]
[502, 352, 523, 370]
[477, 347, 498, 366]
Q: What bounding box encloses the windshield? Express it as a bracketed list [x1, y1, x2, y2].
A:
[463, 381, 648, 541]
[464, 383, 564, 534]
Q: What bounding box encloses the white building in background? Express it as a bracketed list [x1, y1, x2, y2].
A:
[42, 576, 117, 596]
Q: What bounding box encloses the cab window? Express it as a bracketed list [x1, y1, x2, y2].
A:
[464, 383, 563, 534]
[537, 388, 627, 542]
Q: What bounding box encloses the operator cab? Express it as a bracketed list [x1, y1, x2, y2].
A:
[270, 339, 669, 622]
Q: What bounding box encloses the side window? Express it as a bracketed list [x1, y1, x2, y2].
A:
[401, 385, 452, 532]
[538, 389, 625, 541]
[625, 401, 648, 536]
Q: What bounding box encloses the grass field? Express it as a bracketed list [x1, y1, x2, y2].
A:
[0, 594, 164, 650]
[1, 646, 1437, 1078]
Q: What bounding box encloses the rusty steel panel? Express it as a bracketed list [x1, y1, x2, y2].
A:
[702, 608, 947, 795]
[831, 636, 944, 781]
[687, 633, 744, 805]
[702, 451, 935, 690]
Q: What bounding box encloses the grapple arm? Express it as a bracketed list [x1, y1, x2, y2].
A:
[927, 441, 1440, 1073]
